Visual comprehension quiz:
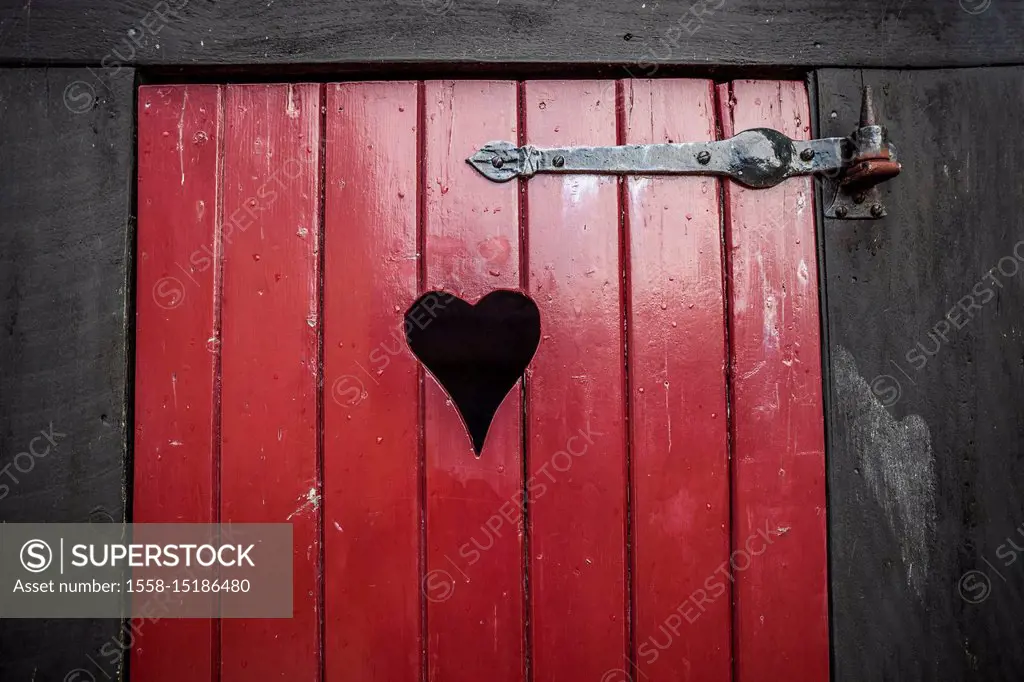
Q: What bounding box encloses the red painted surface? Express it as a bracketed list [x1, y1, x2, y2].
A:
[524, 79, 629, 681]
[219, 84, 322, 682]
[422, 80, 526, 682]
[133, 84, 221, 682]
[718, 80, 830, 682]
[133, 78, 829, 682]
[323, 82, 422, 682]
[623, 79, 731, 681]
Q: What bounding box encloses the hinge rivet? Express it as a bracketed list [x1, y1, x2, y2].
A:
[696, 150, 711, 165]
[835, 206, 849, 218]
[853, 192, 867, 204]
[553, 155, 565, 167]
[870, 203, 884, 218]
[490, 156, 504, 169]
[800, 148, 815, 162]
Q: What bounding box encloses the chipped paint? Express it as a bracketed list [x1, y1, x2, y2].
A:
[562, 175, 601, 207]
[833, 345, 936, 598]
[797, 259, 809, 284]
[285, 84, 299, 119]
[177, 89, 188, 186]
[794, 188, 807, 217]
[762, 294, 779, 351]
[756, 252, 780, 351]
[286, 486, 321, 521]
[628, 176, 651, 206]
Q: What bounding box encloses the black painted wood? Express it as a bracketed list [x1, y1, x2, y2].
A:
[818, 66, 1024, 682]
[0, 67, 133, 680]
[0, 0, 1022, 69]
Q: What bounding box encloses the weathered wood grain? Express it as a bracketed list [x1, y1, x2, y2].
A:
[818, 66, 1024, 682]
[132, 83, 221, 682]
[524, 79, 628, 681]
[422, 80, 526, 682]
[218, 83, 321, 682]
[720, 79, 829, 682]
[0, 67, 133, 679]
[322, 81, 423, 682]
[624, 78, 731, 682]
[0, 0, 1021, 68]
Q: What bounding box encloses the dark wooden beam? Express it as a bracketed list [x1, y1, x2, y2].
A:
[0, 67, 133, 680]
[0, 0, 1021, 69]
[817, 66, 1024, 682]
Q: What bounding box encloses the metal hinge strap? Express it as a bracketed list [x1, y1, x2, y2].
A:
[466, 87, 900, 220]
[468, 129, 847, 190]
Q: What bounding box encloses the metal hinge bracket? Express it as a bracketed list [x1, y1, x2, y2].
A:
[467, 87, 899, 220]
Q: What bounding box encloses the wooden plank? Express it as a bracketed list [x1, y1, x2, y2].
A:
[322, 81, 422, 682]
[219, 83, 321, 682]
[132, 83, 221, 682]
[717, 80, 829, 682]
[623, 78, 731, 681]
[421, 79, 525, 682]
[1, 0, 1022, 68]
[0, 67, 133, 680]
[818, 67, 1024, 682]
[524, 79, 627, 681]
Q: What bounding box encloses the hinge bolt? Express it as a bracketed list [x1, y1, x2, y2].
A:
[870, 203, 884, 218]
[490, 156, 504, 169]
[860, 86, 877, 127]
[835, 206, 849, 218]
[553, 155, 565, 167]
[800, 148, 815, 162]
[853, 192, 867, 204]
[696, 150, 711, 165]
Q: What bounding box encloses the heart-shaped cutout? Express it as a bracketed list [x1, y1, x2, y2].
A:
[405, 289, 541, 456]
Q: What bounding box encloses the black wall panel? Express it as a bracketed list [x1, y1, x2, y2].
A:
[818, 66, 1024, 682]
[0, 67, 133, 680]
[0, 0, 1021, 69]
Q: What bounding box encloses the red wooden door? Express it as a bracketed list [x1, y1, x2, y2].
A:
[134, 79, 828, 682]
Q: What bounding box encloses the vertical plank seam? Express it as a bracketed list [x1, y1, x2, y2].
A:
[516, 78, 533, 682]
[615, 77, 636, 680]
[122, 73, 141, 682]
[125, 74, 140, 525]
[416, 78, 429, 682]
[713, 78, 739, 682]
[316, 81, 328, 682]
[213, 83, 226, 682]
[808, 69, 838, 682]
